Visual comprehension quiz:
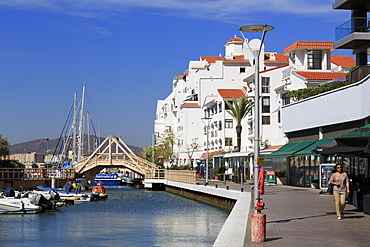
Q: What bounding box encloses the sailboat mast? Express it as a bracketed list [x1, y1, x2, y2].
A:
[78, 85, 85, 161]
[72, 92, 77, 163]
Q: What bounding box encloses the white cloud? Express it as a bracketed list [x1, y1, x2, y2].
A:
[0, 0, 335, 20]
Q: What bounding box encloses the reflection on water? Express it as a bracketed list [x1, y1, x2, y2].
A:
[0, 186, 228, 247]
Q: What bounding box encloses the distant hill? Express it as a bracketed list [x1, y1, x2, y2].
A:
[9, 135, 142, 155]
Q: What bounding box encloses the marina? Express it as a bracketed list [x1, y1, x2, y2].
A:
[0, 186, 229, 247]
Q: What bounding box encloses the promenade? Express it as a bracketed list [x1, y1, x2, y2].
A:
[200, 180, 370, 247]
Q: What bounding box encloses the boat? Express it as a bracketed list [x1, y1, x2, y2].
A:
[0, 185, 60, 214]
[93, 173, 122, 185]
[91, 183, 108, 200]
[36, 186, 91, 202]
[0, 196, 42, 214]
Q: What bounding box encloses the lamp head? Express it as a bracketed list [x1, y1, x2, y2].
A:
[239, 24, 274, 33]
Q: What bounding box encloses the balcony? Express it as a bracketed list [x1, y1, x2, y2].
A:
[335, 18, 370, 50]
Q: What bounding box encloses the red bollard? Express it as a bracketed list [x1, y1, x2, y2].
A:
[251, 213, 266, 242]
[251, 202, 266, 242]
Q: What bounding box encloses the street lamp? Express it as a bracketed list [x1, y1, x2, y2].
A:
[201, 117, 212, 184]
[239, 24, 274, 211]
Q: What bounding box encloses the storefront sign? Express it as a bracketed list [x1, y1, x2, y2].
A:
[266, 171, 275, 183]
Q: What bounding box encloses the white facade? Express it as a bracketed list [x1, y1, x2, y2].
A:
[154, 38, 355, 168]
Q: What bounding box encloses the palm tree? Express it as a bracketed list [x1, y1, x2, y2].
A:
[225, 97, 254, 152]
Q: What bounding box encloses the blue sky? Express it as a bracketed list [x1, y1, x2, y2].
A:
[0, 0, 353, 148]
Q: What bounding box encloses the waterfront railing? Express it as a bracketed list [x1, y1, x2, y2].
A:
[145, 169, 196, 185]
[0, 168, 75, 181]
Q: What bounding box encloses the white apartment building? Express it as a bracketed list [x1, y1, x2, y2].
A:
[154, 37, 355, 177]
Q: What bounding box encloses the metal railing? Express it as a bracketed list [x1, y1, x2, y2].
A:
[335, 17, 370, 41]
[145, 169, 196, 185]
[0, 168, 75, 181]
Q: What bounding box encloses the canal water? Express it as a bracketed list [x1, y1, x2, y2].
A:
[0, 186, 229, 247]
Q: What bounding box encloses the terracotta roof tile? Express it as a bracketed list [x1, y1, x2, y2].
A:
[200, 151, 221, 159]
[174, 73, 186, 78]
[200, 56, 227, 63]
[294, 71, 348, 80]
[264, 53, 289, 63]
[181, 102, 199, 107]
[283, 41, 334, 55]
[225, 37, 244, 44]
[331, 55, 356, 68]
[260, 64, 289, 73]
[217, 89, 246, 98]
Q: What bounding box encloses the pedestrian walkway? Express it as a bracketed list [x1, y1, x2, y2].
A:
[202, 180, 370, 247]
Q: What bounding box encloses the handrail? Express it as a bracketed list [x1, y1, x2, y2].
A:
[0, 168, 75, 181]
[335, 17, 370, 41]
[145, 169, 196, 185]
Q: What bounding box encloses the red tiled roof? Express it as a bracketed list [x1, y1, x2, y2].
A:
[225, 37, 244, 44]
[200, 56, 227, 63]
[283, 41, 334, 55]
[233, 55, 246, 61]
[200, 151, 221, 159]
[264, 53, 289, 63]
[174, 73, 186, 78]
[331, 55, 356, 68]
[181, 102, 199, 107]
[294, 71, 348, 80]
[267, 145, 284, 150]
[218, 89, 246, 98]
[260, 64, 289, 74]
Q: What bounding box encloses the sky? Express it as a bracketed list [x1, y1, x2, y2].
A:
[0, 0, 353, 148]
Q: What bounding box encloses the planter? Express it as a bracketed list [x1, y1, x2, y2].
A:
[276, 177, 287, 185]
[310, 183, 319, 189]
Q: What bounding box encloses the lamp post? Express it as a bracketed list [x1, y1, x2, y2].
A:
[239, 24, 274, 211]
[239, 24, 273, 243]
[45, 137, 49, 164]
[201, 117, 211, 184]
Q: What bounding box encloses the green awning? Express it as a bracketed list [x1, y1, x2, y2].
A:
[266, 140, 316, 158]
[294, 138, 336, 156]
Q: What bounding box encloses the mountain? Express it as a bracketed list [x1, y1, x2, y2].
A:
[9, 135, 142, 155]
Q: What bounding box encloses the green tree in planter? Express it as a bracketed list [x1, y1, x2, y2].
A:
[225, 97, 254, 152]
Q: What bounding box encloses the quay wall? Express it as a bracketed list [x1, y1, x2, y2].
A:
[163, 181, 251, 247]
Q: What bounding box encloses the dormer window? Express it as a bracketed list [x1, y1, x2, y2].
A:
[307, 50, 322, 70]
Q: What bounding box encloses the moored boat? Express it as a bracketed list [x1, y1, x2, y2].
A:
[36, 186, 91, 202]
[91, 183, 108, 200]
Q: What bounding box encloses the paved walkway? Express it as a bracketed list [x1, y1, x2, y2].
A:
[201, 180, 370, 247]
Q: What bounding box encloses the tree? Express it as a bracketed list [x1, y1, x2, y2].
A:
[225, 97, 254, 152]
[186, 141, 200, 167]
[0, 134, 10, 161]
[156, 129, 176, 162]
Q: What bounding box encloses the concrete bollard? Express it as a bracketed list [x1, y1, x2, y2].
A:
[251, 213, 266, 242]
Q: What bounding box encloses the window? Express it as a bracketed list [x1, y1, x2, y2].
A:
[282, 93, 290, 106]
[219, 103, 222, 112]
[225, 138, 233, 146]
[278, 110, 281, 123]
[262, 97, 270, 113]
[240, 67, 246, 73]
[225, 119, 233, 128]
[262, 116, 270, 125]
[224, 100, 232, 110]
[307, 50, 322, 70]
[262, 77, 270, 93]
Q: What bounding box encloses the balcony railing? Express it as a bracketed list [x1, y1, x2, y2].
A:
[335, 17, 370, 41]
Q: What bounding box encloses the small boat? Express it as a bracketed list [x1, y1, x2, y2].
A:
[0, 197, 42, 214]
[36, 186, 91, 202]
[0, 185, 60, 214]
[91, 183, 108, 200]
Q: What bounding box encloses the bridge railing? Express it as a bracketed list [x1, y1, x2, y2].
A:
[0, 168, 75, 181]
[145, 169, 196, 185]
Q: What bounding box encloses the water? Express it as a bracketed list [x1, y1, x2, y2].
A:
[0, 186, 229, 247]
